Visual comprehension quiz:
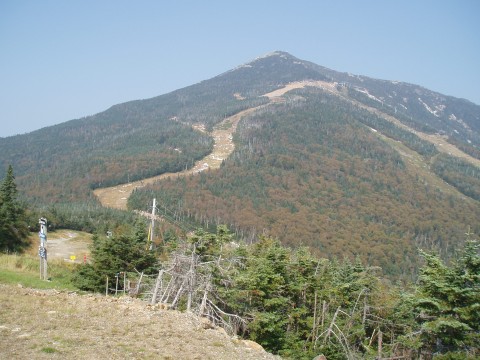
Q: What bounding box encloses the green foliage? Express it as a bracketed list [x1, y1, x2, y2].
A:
[0, 165, 29, 252]
[194, 231, 386, 359]
[130, 92, 480, 277]
[432, 153, 480, 200]
[27, 202, 139, 234]
[412, 235, 480, 357]
[73, 231, 158, 293]
[166, 226, 479, 359]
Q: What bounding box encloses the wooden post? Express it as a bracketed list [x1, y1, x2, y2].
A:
[151, 270, 163, 305]
[312, 290, 317, 346]
[135, 272, 144, 296]
[115, 273, 119, 295]
[106, 276, 109, 296]
[123, 272, 126, 295]
[378, 330, 383, 360]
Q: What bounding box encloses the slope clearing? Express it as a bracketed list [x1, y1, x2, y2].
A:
[95, 81, 478, 211]
[94, 104, 267, 210]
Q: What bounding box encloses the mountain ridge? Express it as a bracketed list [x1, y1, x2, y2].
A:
[1, 51, 479, 276]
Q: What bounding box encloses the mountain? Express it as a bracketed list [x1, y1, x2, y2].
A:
[1, 51, 479, 276]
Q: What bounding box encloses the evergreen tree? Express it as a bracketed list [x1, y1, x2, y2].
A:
[413, 236, 480, 358]
[73, 231, 158, 292]
[0, 165, 28, 252]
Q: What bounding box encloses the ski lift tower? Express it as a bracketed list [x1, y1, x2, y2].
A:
[39, 217, 48, 280]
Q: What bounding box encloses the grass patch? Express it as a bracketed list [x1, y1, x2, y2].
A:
[0, 253, 78, 290]
[41, 347, 57, 354]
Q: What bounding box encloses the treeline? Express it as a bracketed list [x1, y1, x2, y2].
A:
[27, 201, 140, 235]
[129, 92, 480, 278]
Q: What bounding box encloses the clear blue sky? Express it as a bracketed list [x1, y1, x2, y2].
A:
[1, 0, 479, 137]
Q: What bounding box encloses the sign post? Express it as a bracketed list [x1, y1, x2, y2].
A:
[39, 217, 48, 280]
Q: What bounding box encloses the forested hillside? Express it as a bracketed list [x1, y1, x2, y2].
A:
[1, 51, 479, 277]
[303, 58, 480, 155]
[128, 89, 480, 277]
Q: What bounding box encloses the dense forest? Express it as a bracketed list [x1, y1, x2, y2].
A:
[128, 90, 480, 278]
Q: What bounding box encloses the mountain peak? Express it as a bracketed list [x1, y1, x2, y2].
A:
[254, 50, 294, 59]
[248, 50, 301, 64]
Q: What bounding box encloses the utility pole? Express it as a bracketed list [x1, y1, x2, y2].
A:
[38, 217, 48, 280]
[147, 198, 156, 250]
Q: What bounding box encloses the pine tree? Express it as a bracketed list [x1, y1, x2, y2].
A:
[413, 236, 480, 357]
[73, 229, 158, 292]
[0, 165, 28, 252]
[1, 165, 18, 222]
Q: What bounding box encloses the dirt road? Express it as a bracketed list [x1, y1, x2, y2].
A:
[28, 230, 92, 263]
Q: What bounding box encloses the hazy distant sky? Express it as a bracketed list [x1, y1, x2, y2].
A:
[1, 0, 479, 137]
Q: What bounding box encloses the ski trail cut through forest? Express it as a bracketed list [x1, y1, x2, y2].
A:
[93, 104, 267, 210]
[94, 81, 479, 210]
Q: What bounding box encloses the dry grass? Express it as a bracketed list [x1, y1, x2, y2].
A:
[0, 284, 280, 360]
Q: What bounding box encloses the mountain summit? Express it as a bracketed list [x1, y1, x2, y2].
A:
[1, 51, 479, 276]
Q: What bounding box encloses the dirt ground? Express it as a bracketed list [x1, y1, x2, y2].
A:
[0, 284, 280, 360]
[27, 230, 92, 264]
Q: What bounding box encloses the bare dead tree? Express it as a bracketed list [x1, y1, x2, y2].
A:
[149, 242, 248, 335]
